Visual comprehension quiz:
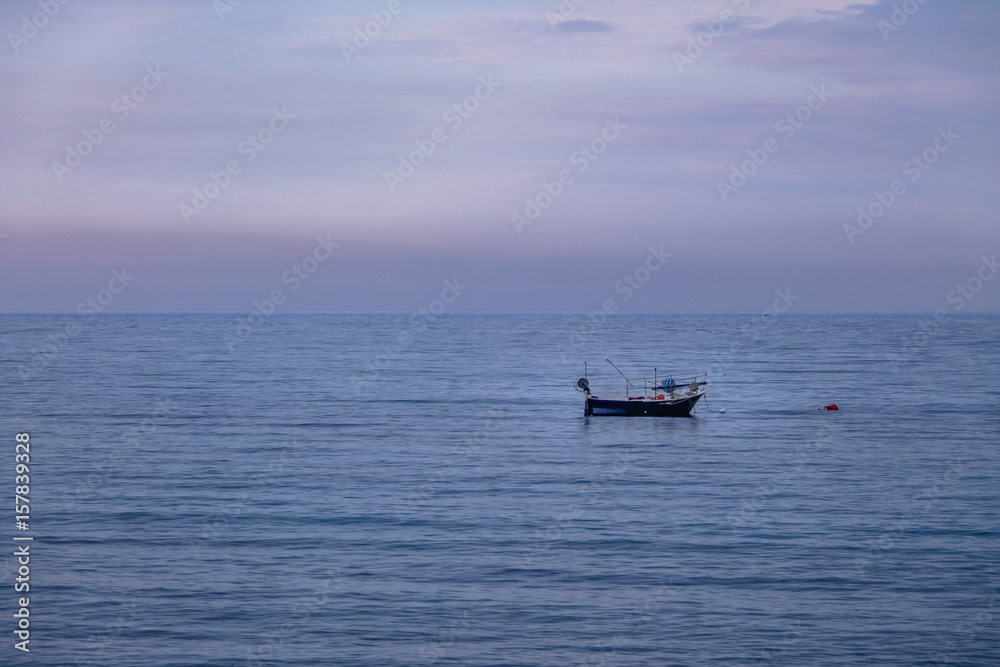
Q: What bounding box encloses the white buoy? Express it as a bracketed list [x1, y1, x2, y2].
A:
[720, 408, 726, 413]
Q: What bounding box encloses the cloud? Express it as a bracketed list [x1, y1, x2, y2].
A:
[715, 0, 1000, 82]
[0, 0, 997, 313]
[554, 20, 614, 34]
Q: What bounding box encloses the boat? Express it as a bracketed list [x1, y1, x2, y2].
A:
[576, 360, 707, 417]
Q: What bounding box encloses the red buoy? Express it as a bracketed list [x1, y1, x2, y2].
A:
[819, 404, 839, 411]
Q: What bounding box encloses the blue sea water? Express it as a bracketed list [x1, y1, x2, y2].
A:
[1, 313, 998, 666]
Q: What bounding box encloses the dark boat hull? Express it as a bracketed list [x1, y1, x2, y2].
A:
[585, 393, 702, 417]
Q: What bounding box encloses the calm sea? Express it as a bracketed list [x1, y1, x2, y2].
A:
[1, 314, 998, 666]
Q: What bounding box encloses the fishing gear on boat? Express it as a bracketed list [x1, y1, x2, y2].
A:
[577, 361, 708, 417]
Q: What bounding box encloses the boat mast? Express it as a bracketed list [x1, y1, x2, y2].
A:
[606, 359, 635, 395]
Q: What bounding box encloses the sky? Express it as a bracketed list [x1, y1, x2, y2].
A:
[0, 0, 998, 312]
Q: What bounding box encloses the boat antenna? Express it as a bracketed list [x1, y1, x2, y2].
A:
[606, 359, 635, 389]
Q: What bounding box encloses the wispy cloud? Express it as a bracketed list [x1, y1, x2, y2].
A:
[0, 0, 997, 311]
[555, 19, 614, 33]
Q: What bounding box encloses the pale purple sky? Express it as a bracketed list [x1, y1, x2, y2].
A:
[1, 0, 998, 312]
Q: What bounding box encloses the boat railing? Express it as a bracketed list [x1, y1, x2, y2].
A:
[582, 362, 707, 399]
[624, 372, 707, 399]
